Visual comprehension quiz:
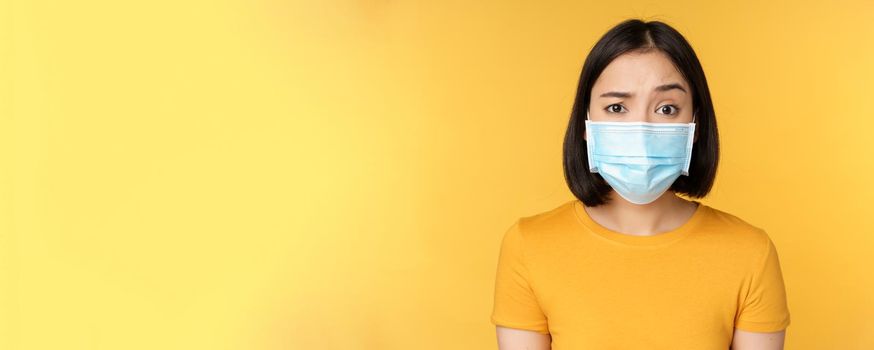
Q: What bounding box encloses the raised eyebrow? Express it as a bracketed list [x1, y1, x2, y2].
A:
[598, 83, 688, 98]
[654, 83, 687, 94]
[599, 91, 632, 98]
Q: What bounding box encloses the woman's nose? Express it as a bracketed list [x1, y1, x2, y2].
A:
[627, 110, 650, 122]
[630, 109, 672, 123]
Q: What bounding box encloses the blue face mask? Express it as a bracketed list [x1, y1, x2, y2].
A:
[585, 111, 696, 205]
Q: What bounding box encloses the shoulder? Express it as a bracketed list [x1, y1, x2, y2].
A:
[702, 204, 770, 239]
[505, 200, 583, 255]
[515, 200, 579, 237]
[698, 204, 776, 262]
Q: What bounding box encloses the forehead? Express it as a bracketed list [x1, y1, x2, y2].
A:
[593, 50, 688, 92]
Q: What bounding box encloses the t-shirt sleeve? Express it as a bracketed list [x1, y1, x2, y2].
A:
[490, 219, 550, 334]
[735, 235, 791, 332]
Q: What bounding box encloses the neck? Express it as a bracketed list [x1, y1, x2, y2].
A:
[583, 191, 698, 236]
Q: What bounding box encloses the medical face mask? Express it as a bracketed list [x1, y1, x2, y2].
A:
[584, 111, 696, 205]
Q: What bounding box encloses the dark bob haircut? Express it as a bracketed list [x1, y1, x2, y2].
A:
[563, 18, 720, 207]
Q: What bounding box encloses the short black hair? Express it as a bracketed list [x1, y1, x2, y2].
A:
[563, 18, 720, 207]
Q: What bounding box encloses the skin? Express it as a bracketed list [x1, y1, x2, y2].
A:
[495, 327, 551, 350]
[496, 49, 785, 349]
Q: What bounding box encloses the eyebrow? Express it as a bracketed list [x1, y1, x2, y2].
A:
[598, 83, 687, 98]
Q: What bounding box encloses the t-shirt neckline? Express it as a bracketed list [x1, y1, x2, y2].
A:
[571, 199, 707, 247]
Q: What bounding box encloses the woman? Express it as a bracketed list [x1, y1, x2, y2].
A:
[490, 19, 791, 349]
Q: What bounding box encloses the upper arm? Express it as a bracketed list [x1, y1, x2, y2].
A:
[735, 235, 791, 332]
[491, 219, 552, 348]
[731, 234, 790, 349]
[496, 326, 551, 350]
[490, 219, 550, 333]
[730, 328, 786, 350]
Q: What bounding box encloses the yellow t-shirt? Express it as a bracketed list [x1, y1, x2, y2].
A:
[490, 200, 791, 349]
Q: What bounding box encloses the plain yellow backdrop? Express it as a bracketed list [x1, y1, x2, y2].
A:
[2, 0, 872, 349]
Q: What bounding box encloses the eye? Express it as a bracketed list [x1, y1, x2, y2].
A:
[657, 104, 680, 115]
[605, 104, 626, 113]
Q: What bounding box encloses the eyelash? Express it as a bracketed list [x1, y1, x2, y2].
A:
[605, 104, 681, 115]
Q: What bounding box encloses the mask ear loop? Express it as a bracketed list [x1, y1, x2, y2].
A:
[584, 108, 597, 173]
[683, 111, 697, 176]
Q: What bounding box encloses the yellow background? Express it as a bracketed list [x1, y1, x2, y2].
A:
[2, 0, 872, 349]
